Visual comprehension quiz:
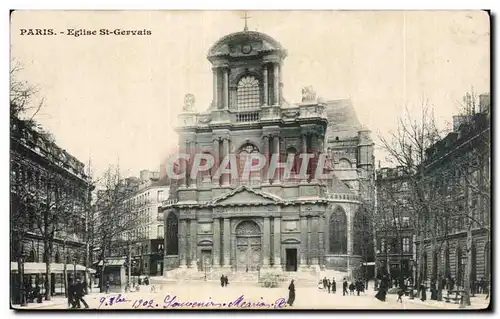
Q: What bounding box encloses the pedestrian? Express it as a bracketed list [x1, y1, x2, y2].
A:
[375, 275, 389, 302]
[67, 279, 75, 308]
[356, 279, 362, 296]
[220, 275, 225, 287]
[342, 278, 348, 296]
[331, 278, 337, 294]
[75, 278, 89, 309]
[287, 280, 295, 306]
[430, 279, 437, 300]
[224, 275, 229, 287]
[420, 282, 427, 302]
[349, 282, 355, 295]
[105, 281, 110, 294]
[397, 287, 404, 303]
[327, 279, 331, 293]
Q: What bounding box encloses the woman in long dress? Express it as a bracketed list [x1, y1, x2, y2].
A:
[288, 280, 296, 306]
[375, 276, 388, 302]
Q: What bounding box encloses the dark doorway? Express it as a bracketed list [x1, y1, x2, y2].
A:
[285, 249, 297, 271]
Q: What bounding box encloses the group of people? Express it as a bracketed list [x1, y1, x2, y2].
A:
[342, 278, 366, 296]
[67, 278, 89, 309]
[219, 275, 229, 287]
[321, 277, 337, 293]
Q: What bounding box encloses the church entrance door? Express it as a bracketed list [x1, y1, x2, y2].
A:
[235, 220, 261, 272]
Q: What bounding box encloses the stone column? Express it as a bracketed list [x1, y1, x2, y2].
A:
[273, 63, 280, 105]
[180, 141, 187, 187]
[263, 217, 271, 267]
[212, 218, 220, 267]
[272, 136, 280, 183]
[301, 134, 308, 182]
[307, 217, 312, 265]
[299, 217, 308, 269]
[318, 215, 325, 268]
[262, 135, 269, 184]
[347, 210, 353, 277]
[223, 68, 229, 109]
[189, 219, 197, 268]
[347, 211, 353, 255]
[212, 67, 219, 109]
[273, 217, 281, 268]
[179, 220, 187, 268]
[222, 218, 231, 268]
[311, 216, 319, 266]
[212, 138, 220, 185]
[263, 64, 269, 105]
[222, 137, 230, 186]
[187, 140, 196, 187]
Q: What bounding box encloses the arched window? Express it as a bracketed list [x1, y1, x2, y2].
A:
[237, 144, 260, 181]
[166, 212, 179, 255]
[338, 158, 352, 169]
[157, 225, 164, 239]
[329, 207, 347, 254]
[199, 152, 212, 182]
[237, 76, 260, 109]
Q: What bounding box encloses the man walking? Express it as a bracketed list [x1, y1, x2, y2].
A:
[75, 278, 89, 309]
[343, 278, 348, 296]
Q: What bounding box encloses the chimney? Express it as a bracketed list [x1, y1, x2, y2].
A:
[140, 170, 150, 181]
[479, 93, 490, 113]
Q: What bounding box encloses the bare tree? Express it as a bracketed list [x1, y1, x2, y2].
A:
[88, 166, 151, 292]
[379, 100, 445, 291]
[10, 59, 44, 124]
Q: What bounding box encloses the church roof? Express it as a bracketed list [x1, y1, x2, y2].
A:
[324, 99, 362, 139]
[207, 31, 286, 59]
[329, 173, 356, 195]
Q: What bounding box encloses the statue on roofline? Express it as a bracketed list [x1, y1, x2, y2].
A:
[301, 86, 316, 102]
[183, 93, 196, 112]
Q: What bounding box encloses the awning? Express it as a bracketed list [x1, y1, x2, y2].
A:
[361, 262, 376, 266]
[10, 262, 96, 274]
[97, 258, 126, 267]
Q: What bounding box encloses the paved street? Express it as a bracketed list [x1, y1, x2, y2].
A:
[12, 282, 490, 310]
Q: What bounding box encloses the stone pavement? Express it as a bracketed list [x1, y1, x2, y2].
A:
[11, 282, 490, 310]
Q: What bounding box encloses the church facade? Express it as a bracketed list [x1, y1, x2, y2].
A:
[162, 28, 375, 277]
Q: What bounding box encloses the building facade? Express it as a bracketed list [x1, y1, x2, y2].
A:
[10, 114, 91, 298]
[375, 166, 415, 280]
[162, 28, 375, 278]
[416, 93, 491, 288]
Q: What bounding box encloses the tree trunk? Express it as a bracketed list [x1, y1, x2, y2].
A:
[63, 241, 67, 298]
[462, 225, 473, 306]
[44, 241, 52, 301]
[100, 249, 106, 293]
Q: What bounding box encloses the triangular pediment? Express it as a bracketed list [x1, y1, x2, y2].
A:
[209, 185, 281, 206]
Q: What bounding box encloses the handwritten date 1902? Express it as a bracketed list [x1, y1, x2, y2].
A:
[132, 298, 156, 308]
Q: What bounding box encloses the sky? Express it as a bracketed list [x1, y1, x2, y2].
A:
[10, 10, 490, 178]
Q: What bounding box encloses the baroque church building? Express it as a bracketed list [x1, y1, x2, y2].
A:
[162, 27, 375, 280]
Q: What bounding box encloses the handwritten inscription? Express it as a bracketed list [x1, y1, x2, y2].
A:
[98, 294, 288, 309]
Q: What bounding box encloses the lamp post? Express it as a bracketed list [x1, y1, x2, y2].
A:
[73, 255, 78, 280]
[19, 249, 27, 307]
